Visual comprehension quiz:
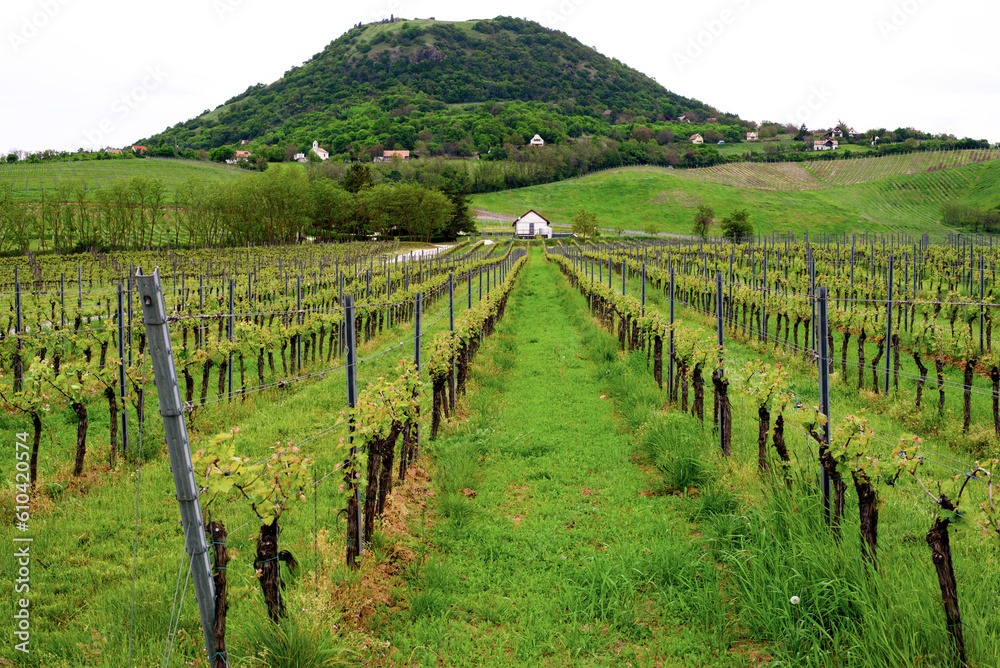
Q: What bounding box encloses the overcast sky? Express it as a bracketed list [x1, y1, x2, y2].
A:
[3, 0, 998, 153]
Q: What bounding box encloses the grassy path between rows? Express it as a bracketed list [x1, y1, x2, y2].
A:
[387, 250, 733, 667]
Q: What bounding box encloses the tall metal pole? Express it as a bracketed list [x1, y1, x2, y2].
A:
[136, 269, 215, 660]
[716, 272, 725, 452]
[668, 269, 676, 403]
[818, 286, 832, 518]
[344, 295, 363, 561]
[641, 263, 646, 317]
[228, 279, 235, 402]
[414, 292, 422, 460]
[117, 285, 128, 458]
[884, 255, 893, 394]
[448, 273, 456, 412]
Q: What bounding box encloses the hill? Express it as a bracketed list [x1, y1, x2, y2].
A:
[136, 17, 744, 156]
[471, 153, 1000, 236]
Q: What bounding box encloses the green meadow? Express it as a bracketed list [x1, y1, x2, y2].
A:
[472, 155, 1000, 236]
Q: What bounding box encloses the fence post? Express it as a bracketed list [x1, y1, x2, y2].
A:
[296, 275, 303, 372]
[414, 292, 422, 460]
[128, 265, 134, 365]
[668, 269, 676, 403]
[884, 255, 893, 394]
[135, 269, 216, 661]
[818, 286, 833, 518]
[449, 273, 456, 413]
[14, 267, 22, 392]
[716, 272, 725, 453]
[117, 285, 128, 458]
[762, 252, 768, 343]
[810, 255, 817, 353]
[344, 295, 363, 564]
[641, 263, 646, 317]
[979, 254, 985, 353]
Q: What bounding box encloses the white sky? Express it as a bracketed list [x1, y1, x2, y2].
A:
[2, 0, 998, 153]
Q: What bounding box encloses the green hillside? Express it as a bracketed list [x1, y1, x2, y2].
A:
[137, 17, 741, 157]
[472, 155, 1000, 236]
[0, 158, 249, 201]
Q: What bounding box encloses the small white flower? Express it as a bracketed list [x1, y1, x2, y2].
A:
[790, 596, 800, 605]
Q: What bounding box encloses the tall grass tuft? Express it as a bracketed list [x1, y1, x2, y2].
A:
[240, 614, 355, 667]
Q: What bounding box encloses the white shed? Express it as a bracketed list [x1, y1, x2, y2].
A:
[512, 210, 553, 238]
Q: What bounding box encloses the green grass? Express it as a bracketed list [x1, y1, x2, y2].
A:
[558, 252, 1000, 666]
[390, 249, 732, 666]
[0, 158, 249, 202]
[472, 153, 1000, 236]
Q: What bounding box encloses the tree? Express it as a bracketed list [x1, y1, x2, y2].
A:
[209, 145, 235, 163]
[5, 153, 17, 163]
[692, 204, 714, 238]
[437, 168, 476, 239]
[572, 209, 598, 239]
[342, 163, 375, 193]
[720, 209, 753, 241]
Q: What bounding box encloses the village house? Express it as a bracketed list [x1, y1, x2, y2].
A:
[374, 149, 410, 162]
[131, 145, 147, 155]
[689, 133, 704, 144]
[310, 140, 329, 160]
[227, 150, 252, 164]
[823, 128, 844, 139]
[104, 147, 122, 154]
[746, 131, 759, 141]
[293, 152, 307, 163]
[848, 127, 861, 138]
[814, 139, 839, 151]
[529, 134, 545, 147]
[512, 210, 553, 238]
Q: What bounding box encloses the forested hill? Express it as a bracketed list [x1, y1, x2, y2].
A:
[137, 17, 736, 156]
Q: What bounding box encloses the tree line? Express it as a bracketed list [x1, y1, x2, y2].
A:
[0, 165, 475, 252]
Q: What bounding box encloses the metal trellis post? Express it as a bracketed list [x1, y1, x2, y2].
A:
[135, 269, 216, 661]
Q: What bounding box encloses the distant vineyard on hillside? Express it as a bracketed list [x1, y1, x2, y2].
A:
[680, 149, 1000, 191]
[675, 162, 825, 191]
[0, 158, 247, 201]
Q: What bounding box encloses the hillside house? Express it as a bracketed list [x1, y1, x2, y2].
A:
[227, 150, 252, 164]
[823, 128, 844, 139]
[375, 149, 410, 162]
[512, 210, 553, 238]
[848, 127, 861, 137]
[293, 152, 306, 163]
[746, 131, 759, 141]
[310, 141, 329, 161]
[530, 134, 545, 147]
[104, 147, 122, 154]
[131, 145, 147, 155]
[678, 115, 691, 123]
[689, 133, 704, 144]
[813, 139, 839, 151]
[240, 139, 250, 145]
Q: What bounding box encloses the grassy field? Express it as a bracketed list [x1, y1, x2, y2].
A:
[0, 158, 248, 202]
[472, 153, 1000, 236]
[391, 248, 1000, 665]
